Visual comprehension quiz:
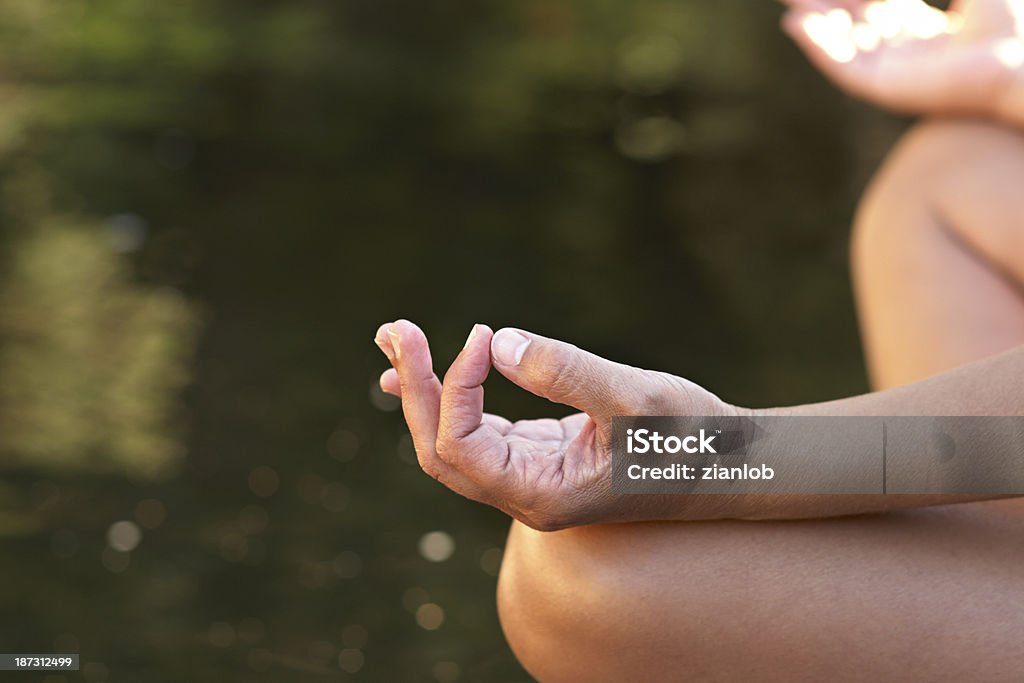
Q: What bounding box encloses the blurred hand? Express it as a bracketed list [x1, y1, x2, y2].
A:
[374, 320, 740, 531]
[782, 0, 1024, 122]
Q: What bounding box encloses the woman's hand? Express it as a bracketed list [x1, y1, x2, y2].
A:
[782, 0, 1024, 124]
[374, 320, 740, 531]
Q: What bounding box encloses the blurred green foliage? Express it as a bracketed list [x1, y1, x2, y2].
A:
[0, 0, 905, 680]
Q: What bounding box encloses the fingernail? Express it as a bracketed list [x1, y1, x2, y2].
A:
[374, 324, 396, 361]
[387, 327, 401, 359]
[464, 323, 489, 350]
[492, 329, 530, 366]
[374, 336, 395, 362]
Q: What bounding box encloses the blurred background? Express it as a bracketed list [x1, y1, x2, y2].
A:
[0, 0, 914, 681]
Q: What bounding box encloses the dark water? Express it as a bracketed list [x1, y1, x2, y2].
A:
[0, 1, 895, 680]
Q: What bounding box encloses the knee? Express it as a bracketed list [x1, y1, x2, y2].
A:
[850, 121, 965, 285]
[852, 119, 1024, 249]
[496, 521, 706, 683]
[496, 522, 606, 682]
[851, 117, 1024, 304]
[867, 118, 1023, 190]
[853, 121, 958, 239]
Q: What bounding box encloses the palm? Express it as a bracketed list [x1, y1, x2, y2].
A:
[784, 0, 1024, 116]
[403, 408, 616, 530]
[472, 412, 609, 501]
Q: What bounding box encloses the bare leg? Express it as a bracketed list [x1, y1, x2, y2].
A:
[500, 509, 1024, 682]
[498, 120, 1024, 682]
[853, 119, 1024, 389]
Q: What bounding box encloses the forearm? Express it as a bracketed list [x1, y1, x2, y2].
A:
[716, 346, 1024, 520]
[771, 344, 1024, 419]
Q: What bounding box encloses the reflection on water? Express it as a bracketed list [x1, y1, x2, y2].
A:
[0, 224, 197, 477]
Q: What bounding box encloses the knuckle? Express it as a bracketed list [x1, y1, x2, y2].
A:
[545, 351, 585, 400]
[434, 442, 461, 474]
[632, 370, 674, 415]
[419, 458, 442, 481]
[434, 432, 469, 468]
[434, 434, 452, 462]
[436, 433, 494, 481]
[413, 443, 450, 483]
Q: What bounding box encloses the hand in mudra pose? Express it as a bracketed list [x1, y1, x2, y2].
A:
[374, 320, 738, 531]
[782, 0, 1024, 122]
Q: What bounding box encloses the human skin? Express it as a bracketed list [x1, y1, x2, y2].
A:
[374, 1, 1024, 679]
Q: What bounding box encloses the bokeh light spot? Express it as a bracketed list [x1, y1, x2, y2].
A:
[333, 550, 363, 578]
[479, 547, 504, 576]
[107, 520, 142, 552]
[338, 648, 364, 673]
[326, 429, 360, 461]
[432, 660, 461, 683]
[238, 505, 269, 534]
[320, 481, 350, 512]
[134, 499, 167, 529]
[341, 624, 368, 649]
[418, 531, 455, 563]
[415, 603, 445, 631]
[208, 621, 236, 648]
[248, 466, 279, 497]
[219, 532, 248, 562]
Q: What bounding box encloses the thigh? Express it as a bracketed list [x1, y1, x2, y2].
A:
[500, 504, 1024, 682]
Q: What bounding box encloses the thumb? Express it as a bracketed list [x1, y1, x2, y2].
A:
[489, 328, 648, 418]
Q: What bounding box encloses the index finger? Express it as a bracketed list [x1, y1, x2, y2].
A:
[378, 320, 464, 487]
[437, 325, 506, 473]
